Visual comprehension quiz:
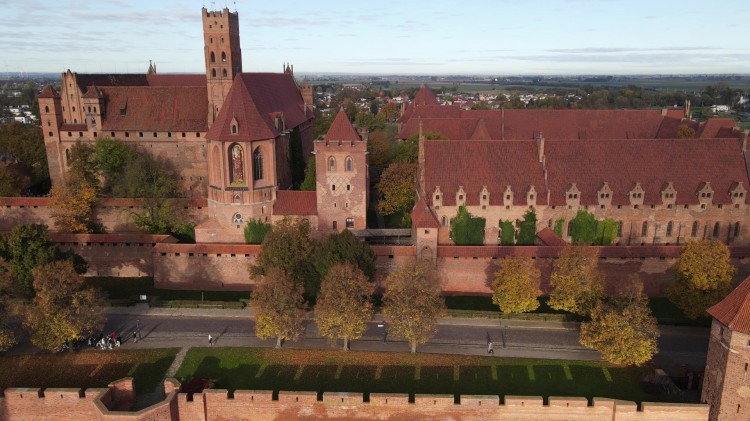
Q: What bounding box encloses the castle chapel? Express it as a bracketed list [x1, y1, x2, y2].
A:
[37, 7, 367, 243]
[36, 7, 750, 249]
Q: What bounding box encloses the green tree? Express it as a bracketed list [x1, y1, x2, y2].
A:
[516, 208, 537, 245]
[569, 210, 597, 244]
[0, 224, 60, 297]
[251, 267, 306, 348]
[299, 157, 316, 191]
[67, 142, 99, 189]
[668, 240, 735, 319]
[548, 245, 605, 317]
[580, 277, 659, 366]
[244, 218, 272, 245]
[23, 260, 105, 352]
[382, 261, 445, 353]
[553, 218, 565, 237]
[0, 122, 49, 193]
[367, 131, 392, 169]
[250, 217, 318, 297]
[92, 138, 137, 191]
[0, 259, 20, 351]
[376, 162, 416, 221]
[313, 229, 376, 281]
[315, 263, 373, 350]
[492, 256, 541, 314]
[391, 131, 445, 164]
[500, 220, 515, 245]
[450, 206, 485, 245]
[595, 219, 619, 246]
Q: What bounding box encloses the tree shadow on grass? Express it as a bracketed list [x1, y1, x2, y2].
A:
[338, 365, 377, 392]
[459, 366, 494, 395]
[128, 356, 175, 395]
[297, 365, 338, 392]
[375, 365, 414, 393]
[419, 366, 454, 394]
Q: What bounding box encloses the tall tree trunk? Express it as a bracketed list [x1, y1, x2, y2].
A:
[343, 337, 349, 351]
[411, 342, 417, 353]
[276, 337, 282, 348]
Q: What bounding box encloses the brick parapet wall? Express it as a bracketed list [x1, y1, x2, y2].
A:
[0, 380, 710, 420]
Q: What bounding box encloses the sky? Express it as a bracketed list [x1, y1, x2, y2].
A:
[1, 0, 749, 75]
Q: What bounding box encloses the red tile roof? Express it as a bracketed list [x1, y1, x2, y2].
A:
[655, 117, 699, 139]
[544, 137, 749, 206]
[273, 190, 317, 215]
[423, 139, 546, 206]
[398, 118, 495, 140]
[401, 109, 666, 140]
[146, 74, 206, 86]
[411, 197, 440, 228]
[699, 118, 738, 139]
[707, 276, 750, 333]
[75, 73, 150, 88]
[536, 227, 567, 246]
[37, 85, 59, 99]
[325, 110, 361, 141]
[413, 84, 440, 106]
[206, 73, 307, 142]
[83, 85, 102, 98]
[49, 233, 177, 244]
[99, 86, 208, 132]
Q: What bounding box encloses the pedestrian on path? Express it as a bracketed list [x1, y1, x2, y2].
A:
[132, 331, 137, 343]
[208, 334, 213, 346]
[488, 342, 494, 354]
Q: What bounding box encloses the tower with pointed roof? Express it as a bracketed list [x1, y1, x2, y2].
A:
[314, 110, 368, 233]
[203, 7, 242, 126]
[703, 276, 750, 420]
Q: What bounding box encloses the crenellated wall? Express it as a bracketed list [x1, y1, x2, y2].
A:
[0, 378, 709, 421]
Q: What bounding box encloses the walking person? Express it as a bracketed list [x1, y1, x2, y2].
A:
[132, 331, 137, 343]
[208, 334, 213, 346]
[487, 341, 494, 354]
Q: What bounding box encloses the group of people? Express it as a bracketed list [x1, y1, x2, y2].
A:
[86, 332, 123, 350]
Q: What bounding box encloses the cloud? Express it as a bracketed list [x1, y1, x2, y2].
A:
[546, 46, 721, 54]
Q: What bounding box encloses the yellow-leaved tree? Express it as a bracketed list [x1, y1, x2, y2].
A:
[548, 245, 605, 317]
[315, 262, 373, 350]
[49, 171, 97, 233]
[382, 260, 445, 353]
[251, 267, 306, 348]
[492, 256, 541, 314]
[580, 277, 659, 366]
[23, 260, 105, 351]
[668, 239, 735, 319]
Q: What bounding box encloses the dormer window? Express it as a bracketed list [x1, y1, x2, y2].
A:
[629, 182, 645, 207]
[730, 182, 747, 207]
[456, 186, 467, 206]
[230, 117, 239, 135]
[527, 185, 537, 207]
[565, 183, 581, 207]
[433, 186, 443, 208]
[697, 182, 714, 208]
[503, 185, 514, 207]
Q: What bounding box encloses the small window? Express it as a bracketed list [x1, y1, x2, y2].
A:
[44, 105, 49, 113]
[735, 222, 741, 237]
[713, 222, 720, 237]
[182, 132, 186, 138]
[666, 221, 673, 237]
[212, 69, 217, 77]
[196, 132, 201, 137]
[153, 132, 157, 138]
[221, 51, 227, 62]
[346, 185, 350, 191]
[223, 69, 228, 77]
[483, 195, 487, 200]
[139, 132, 143, 137]
[332, 185, 336, 191]
[641, 221, 648, 237]
[435, 195, 440, 200]
[210, 51, 216, 63]
[346, 218, 354, 228]
[125, 132, 130, 137]
[332, 221, 337, 230]
[459, 195, 463, 201]
[232, 124, 238, 134]
[691, 221, 699, 237]
[345, 156, 353, 172]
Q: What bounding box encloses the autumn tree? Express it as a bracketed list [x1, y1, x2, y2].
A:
[377, 102, 398, 122]
[668, 240, 735, 319]
[580, 277, 659, 366]
[313, 229, 376, 281]
[250, 217, 318, 297]
[382, 260, 445, 353]
[450, 206, 486, 245]
[24, 260, 105, 351]
[0, 122, 49, 193]
[0, 259, 20, 351]
[391, 131, 445, 164]
[299, 157, 316, 191]
[377, 162, 416, 225]
[49, 170, 98, 233]
[548, 245, 605, 317]
[251, 267, 306, 348]
[492, 256, 541, 314]
[677, 124, 696, 139]
[367, 130, 392, 169]
[315, 263, 373, 350]
[0, 166, 31, 196]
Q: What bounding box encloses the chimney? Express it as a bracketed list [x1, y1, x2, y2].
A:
[536, 132, 545, 163]
[684, 99, 692, 119]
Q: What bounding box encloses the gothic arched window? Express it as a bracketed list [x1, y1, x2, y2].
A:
[713, 222, 720, 237]
[345, 156, 353, 172]
[253, 148, 263, 181]
[328, 156, 336, 172]
[641, 221, 648, 237]
[44, 105, 49, 113]
[735, 222, 741, 237]
[221, 51, 227, 62]
[228, 143, 245, 184]
[211, 69, 216, 78]
[691, 221, 699, 237]
[210, 52, 215, 63]
[666, 221, 673, 237]
[222, 69, 227, 77]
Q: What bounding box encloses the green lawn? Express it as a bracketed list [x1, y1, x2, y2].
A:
[175, 348, 693, 404]
[0, 348, 178, 395]
[85, 277, 249, 303]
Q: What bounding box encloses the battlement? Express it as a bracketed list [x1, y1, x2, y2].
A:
[0, 379, 710, 420]
[202, 7, 238, 20]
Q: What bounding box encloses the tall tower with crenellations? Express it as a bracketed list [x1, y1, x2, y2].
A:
[202, 7, 242, 127]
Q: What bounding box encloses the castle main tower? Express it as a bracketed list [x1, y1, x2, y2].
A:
[202, 7, 242, 126]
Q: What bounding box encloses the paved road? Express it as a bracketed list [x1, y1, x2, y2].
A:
[102, 307, 709, 371]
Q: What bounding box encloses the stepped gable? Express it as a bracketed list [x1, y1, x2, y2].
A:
[411, 197, 440, 228]
[707, 276, 750, 333]
[99, 86, 208, 132]
[273, 190, 317, 215]
[544, 137, 750, 206]
[37, 85, 59, 98]
[325, 109, 360, 141]
[206, 73, 307, 141]
[423, 139, 545, 206]
[699, 118, 738, 139]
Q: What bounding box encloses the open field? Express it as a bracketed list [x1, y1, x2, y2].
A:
[176, 348, 695, 404]
[0, 348, 178, 394]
